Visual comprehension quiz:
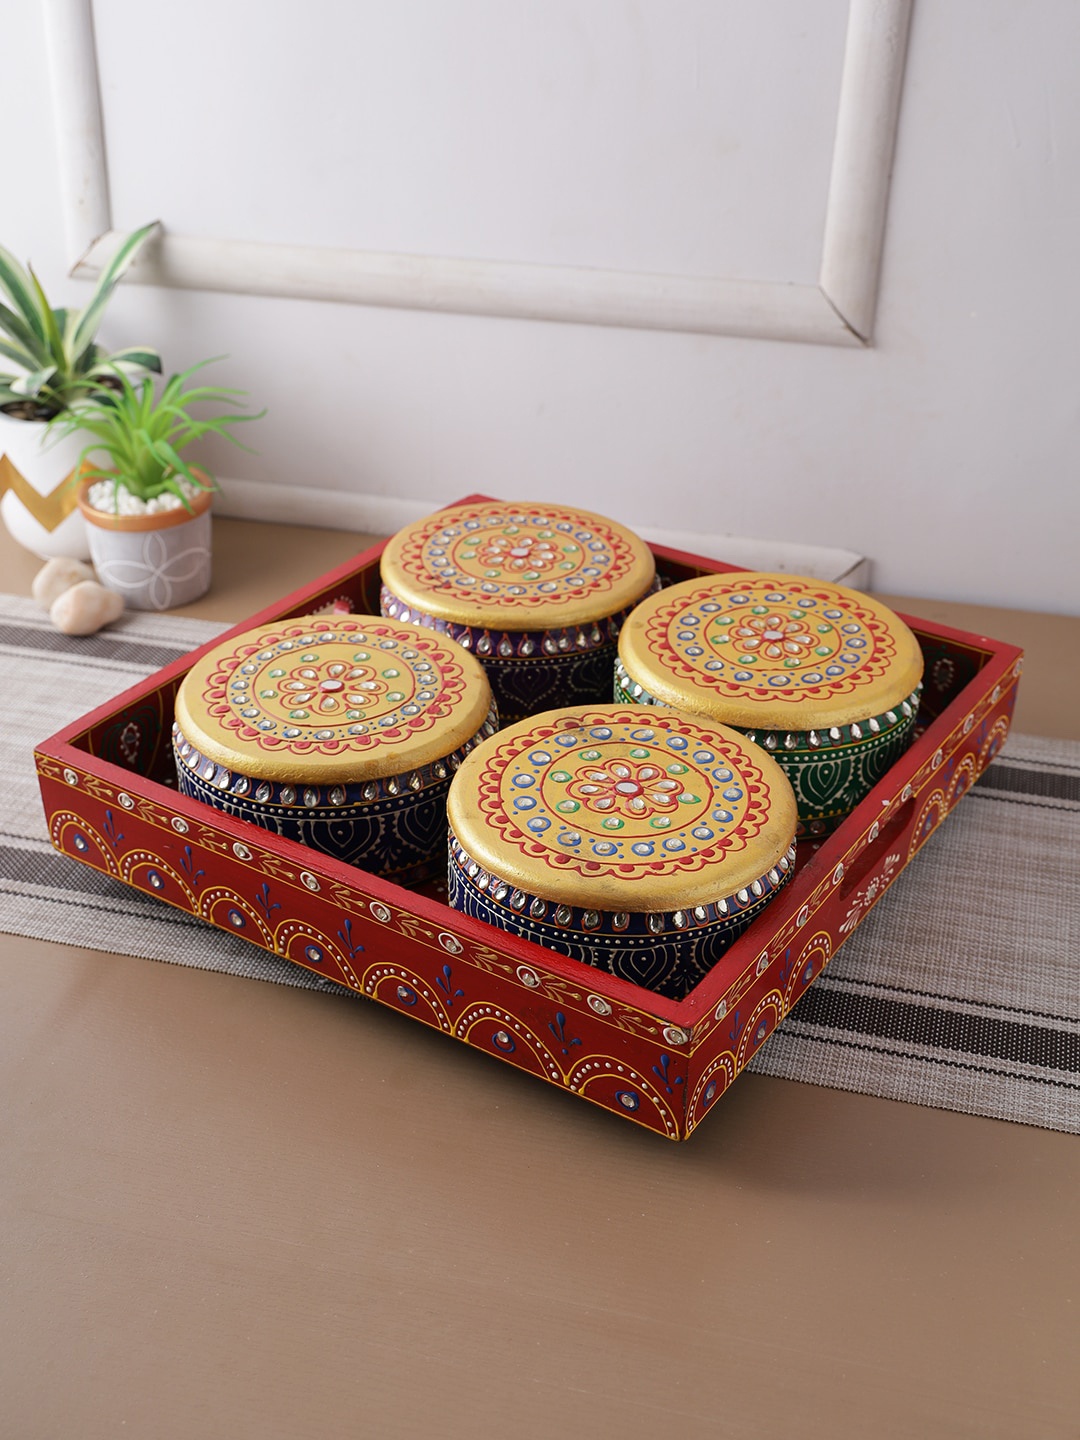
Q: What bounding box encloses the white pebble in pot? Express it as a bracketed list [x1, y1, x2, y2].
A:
[32, 556, 96, 609]
[50, 581, 125, 636]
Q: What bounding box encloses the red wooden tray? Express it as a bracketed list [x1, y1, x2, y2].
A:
[35, 515, 1023, 1139]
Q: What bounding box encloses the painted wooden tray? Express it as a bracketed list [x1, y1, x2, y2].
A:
[35, 507, 1023, 1139]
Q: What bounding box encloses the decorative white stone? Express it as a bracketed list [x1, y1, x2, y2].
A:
[49, 580, 124, 635]
[86, 474, 204, 516]
[32, 556, 96, 609]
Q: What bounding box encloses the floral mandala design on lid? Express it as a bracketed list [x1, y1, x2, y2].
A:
[475, 532, 561, 577]
[383, 501, 654, 621]
[469, 711, 779, 892]
[567, 758, 680, 819]
[227, 636, 411, 733]
[183, 619, 479, 763]
[733, 613, 813, 662]
[632, 574, 923, 713]
[700, 592, 851, 680]
[273, 656, 389, 718]
[424, 513, 608, 597]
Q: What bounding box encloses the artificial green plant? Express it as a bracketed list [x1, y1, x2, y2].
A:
[58, 359, 263, 511]
[0, 222, 161, 419]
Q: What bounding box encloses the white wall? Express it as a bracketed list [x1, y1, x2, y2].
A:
[4, 0, 1079, 613]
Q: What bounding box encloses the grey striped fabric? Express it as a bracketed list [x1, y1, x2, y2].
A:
[7, 595, 1079, 1133]
[748, 733, 1080, 1132]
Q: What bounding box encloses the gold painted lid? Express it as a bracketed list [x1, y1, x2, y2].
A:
[174, 616, 494, 784]
[619, 573, 924, 731]
[380, 500, 656, 630]
[446, 705, 797, 912]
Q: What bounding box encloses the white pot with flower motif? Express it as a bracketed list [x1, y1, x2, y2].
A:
[0, 412, 91, 559]
[77, 478, 212, 610]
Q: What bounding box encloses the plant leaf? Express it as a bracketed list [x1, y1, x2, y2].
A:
[145, 435, 185, 472]
[10, 365, 57, 397]
[0, 244, 47, 341]
[95, 346, 162, 375]
[27, 267, 66, 364]
[0, 337, 39, 372]
[70, 222, 160, 365]
[0, 380, 27, 406]
[56, 354, 262, 502]
[0, 298, 48, 365]
[158, 437, 205, 480]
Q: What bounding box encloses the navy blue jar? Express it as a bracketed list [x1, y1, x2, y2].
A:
[446, 705, 798, 999]
[172, 615, 496, 883]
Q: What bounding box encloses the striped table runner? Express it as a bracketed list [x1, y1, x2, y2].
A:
[6, 595, 1078, 1133]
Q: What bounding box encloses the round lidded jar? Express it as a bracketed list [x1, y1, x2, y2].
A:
[446, 705, 798, 1000]
[380, 500, 656, 725]
[173, 615, 496, 882]
[616, 572, 925, 838]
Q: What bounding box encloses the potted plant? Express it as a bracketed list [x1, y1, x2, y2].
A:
[57, 359, 262, 610]
[0, 222, 161, 559]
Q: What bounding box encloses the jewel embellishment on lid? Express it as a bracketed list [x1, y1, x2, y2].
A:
[566, 759, 681, 820]
[693, 594, 872, 686]
[425, 517, 613, 597]
[272, 657, 390, 718]
[477, 716, 765, 881]
[474, 531, 562, 578]
[449, 706, 798, 913]
[640, 578, 911, 705]
[384, 503, 655, 620]
[189, 620, 478, 761]
[731, 612, 815, 663]
[224, 633, 425, 740]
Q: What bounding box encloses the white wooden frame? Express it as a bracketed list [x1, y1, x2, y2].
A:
[46, 0, 912, 348]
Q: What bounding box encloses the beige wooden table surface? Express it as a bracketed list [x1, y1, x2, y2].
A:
[3, 518, 1078, 1440]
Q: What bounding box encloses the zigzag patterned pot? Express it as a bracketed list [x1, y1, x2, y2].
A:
[0, 413, 91, 560]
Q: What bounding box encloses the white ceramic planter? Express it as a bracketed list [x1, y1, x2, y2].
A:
[0, 412, 91, 560]
[77, 483, 213, 610]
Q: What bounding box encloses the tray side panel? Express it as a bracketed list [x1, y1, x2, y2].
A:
[680, 646, 1022, 1134]
[36, 751, 693, 1139]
